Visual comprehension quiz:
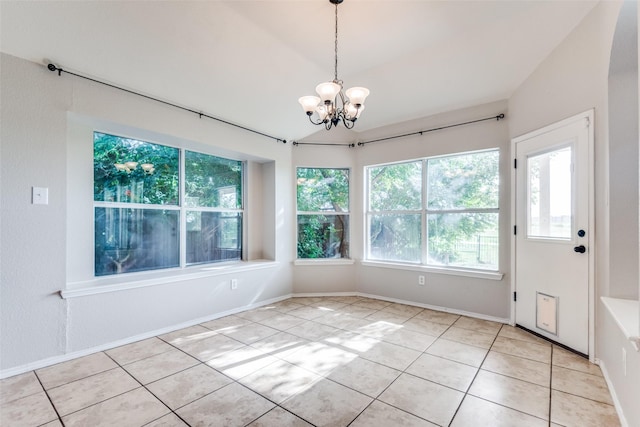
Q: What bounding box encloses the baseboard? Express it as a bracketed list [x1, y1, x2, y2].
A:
[292, 291, 358, 297]
[595, 358, 629, 427]
[292, 291, 510, 324]
[355, 292, 510, 324]
[0, 294, 292, 380]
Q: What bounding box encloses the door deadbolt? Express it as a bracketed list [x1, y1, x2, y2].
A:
[577, 229, 586, 237]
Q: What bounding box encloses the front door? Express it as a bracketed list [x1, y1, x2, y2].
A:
[513, 110, 593, 355]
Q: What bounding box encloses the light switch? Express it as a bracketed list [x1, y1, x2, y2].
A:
[32, 187, 49, 205]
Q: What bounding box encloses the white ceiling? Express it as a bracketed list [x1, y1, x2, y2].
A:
[1, 0, 598, 142]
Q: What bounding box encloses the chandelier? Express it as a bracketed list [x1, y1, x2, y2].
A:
[298, 0, 369, 130]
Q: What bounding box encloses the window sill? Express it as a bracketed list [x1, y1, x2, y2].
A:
[360, 260, 504, 281]
[294, 259, 355, 266]
[61, 260, 279, 299]
[601, 297, 640, 351]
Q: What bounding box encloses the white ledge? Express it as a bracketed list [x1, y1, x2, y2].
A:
[360, 260, 504, 281]
[294, 259, 355, 266]
[61, 260, 279, 299]
[601, 297, 640, 351]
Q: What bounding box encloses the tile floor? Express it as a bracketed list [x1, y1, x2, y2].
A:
[1, 296, 621, 427]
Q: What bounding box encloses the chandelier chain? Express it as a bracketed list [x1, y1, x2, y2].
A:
[334, 2, 338, 81]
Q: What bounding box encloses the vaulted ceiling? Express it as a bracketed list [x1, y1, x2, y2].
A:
[1, 1, 598, 142]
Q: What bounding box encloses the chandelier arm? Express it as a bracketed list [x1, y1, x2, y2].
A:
[342, 116, 355, 129]
[325, 120, 334, 131]
[307, 114, 326, 126]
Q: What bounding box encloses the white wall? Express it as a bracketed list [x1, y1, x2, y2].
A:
[0, 53, 295, 373]
[597, 304, 640, 427]
[609, 0, 640, 300]
[292, 101, 510, 320]
[508, 2, 640, 426]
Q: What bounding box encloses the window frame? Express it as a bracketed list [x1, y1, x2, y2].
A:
[93, 131, 246, 277]
[295, 167, 351, 261]
[365, 148, 500, 273]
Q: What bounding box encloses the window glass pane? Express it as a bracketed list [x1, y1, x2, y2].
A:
[369, 162, 422, 211]
[297, 168, 349, 212]
[427, 212, 498, 270]
[527, 147, 572, 239]
[297, 214, 349, 259]
[427, 151, 499, 210]
[94, 132, 179, 205]
[369, 214, 421, 262]
[186, 212, 242, 264]
[95, 207, 179, 276]
[185, 151, 242, 209]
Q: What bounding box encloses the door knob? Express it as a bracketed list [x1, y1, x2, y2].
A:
[574, 245, 586, 253]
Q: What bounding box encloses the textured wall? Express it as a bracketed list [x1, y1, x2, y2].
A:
[0, 53, 294, 372]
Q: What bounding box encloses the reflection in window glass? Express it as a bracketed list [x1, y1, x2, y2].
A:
[427, 151, 499, 210]
[369, 214, 421, 263]
[368, 162, 422, 211]
[185, 151, 242, 209]
[95, 208, 179, 276]
[297, 168, 349, 212]
[427, 213, 499, 270]
[93, 133, 179, 205]
[186, 212, 242, 264]
[297, 214, 349, 259]
[528, 147, 572, 239]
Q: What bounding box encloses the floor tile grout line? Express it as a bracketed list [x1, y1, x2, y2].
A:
[32, 369, 65, 426]
[551, 388, 619, 407]
[551, 363, 607, 378]
[489, 347, 552, 365]
[113, 348, 263, 427]
[465, 394, 552, 424]
[10, 297, 615, 427]
[37, 364, 122, 392]
[338, 310, 461, 425]
[243, 302, 436, 424]
[102, 351, 194, 427]
[211, 300, 566, 424]
[549, 345, 554, 427]
[444, 323, 502, 426]
[478, 365, 551, 389]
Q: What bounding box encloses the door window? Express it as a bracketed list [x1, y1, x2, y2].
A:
[527, 145, 572, 239]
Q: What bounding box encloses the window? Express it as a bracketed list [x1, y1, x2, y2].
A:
[185, 150, 243, 264]
[366, 150, 499, 271]
[93, 132, 243, 276]
[296, 168, 350, 259]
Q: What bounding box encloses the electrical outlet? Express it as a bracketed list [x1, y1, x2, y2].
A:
[418, 275, 425, 286]
[230, 279, 238, 290]
[622, 347, 627, 376]
[32, 187, 49, 205]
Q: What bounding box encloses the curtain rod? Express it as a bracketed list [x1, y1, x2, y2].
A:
[291, 113, 505, 147]
[46, 63, 288, 145]
[292, 141, 355, 147]
[357, 113, 505, 146]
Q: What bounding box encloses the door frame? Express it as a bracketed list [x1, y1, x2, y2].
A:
[510, 109, 595, 361]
